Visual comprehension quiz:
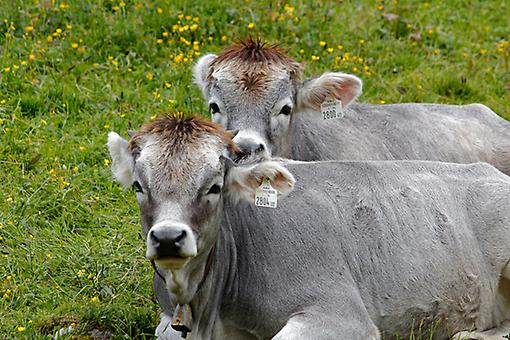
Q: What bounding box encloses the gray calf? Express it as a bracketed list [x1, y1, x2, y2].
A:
[108, 116, 510, 339]
[194, 38, 510, 174]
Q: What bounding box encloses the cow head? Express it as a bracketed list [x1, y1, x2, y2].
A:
[194, 37, 362, 160]
[107, 115, 295, 274]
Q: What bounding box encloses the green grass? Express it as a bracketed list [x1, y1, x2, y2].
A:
[0, 0, 508, 338]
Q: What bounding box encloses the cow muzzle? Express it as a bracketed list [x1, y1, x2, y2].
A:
[232, 131, 270, 164]
[146, 222, 197, 270]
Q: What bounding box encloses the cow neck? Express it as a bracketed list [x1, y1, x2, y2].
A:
[188, 222, 238, 339]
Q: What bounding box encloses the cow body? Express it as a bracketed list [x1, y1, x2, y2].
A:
[155, 160, 510, 339]
[290, 103, 510, 174]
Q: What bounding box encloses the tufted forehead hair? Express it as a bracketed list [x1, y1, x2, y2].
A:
[128, 113, 238, 155]
[208, 37, 302, 83]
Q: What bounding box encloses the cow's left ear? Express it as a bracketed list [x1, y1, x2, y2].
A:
[225, 161, 295, 204]
[193, 54, 217, 98]
[107, 132, 134, 189]
[296, 72, 362, 112]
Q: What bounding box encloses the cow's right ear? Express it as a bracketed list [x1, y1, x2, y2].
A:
[296, 72, 362, 112]
[107, 132, 134, 189]
[225, 161, 295, 204]
[193, 54, 217, 98]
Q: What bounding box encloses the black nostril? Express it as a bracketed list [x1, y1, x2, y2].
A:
[255, 143, 265, 153]
[174, 230, 186, 245]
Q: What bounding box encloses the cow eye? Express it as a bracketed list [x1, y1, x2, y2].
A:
[132, 181, 144, 193]
[209, 102, 220, 114]
[206, 184, 222, 195]
[279, 105, 292, 115]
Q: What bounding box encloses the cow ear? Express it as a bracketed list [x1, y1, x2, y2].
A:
[107, 132, 134, 189]
[296, 72, 362, 112]
[193, 54, 216, 98]
[225, 161, 295, 204]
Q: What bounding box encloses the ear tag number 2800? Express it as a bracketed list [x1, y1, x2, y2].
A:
[255, 179, 278, 208]
[321, 96, 343, 120]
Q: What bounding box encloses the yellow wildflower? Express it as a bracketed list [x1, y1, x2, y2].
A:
[162, 32, 169, 37]
[327, 48, 334, 53]
[24, 26, 34, 33]
[247, 22, 255, 29]
[119, 1, 126, 7]
[156, 7, 163, 14]
[146, 72, 153, 80]
[4, 67, 10, 73]
[59, 3, 69, 9]
[190, 24, 198, 32]
[103, 159, 110, 166]
[311, 55, 320, 61]
[71, 43, 78, 48]
[221, 35, 227, 42]
[91, 296, 99, 302]
[156, 39, 163, 44]
[319, 41, 326, 47]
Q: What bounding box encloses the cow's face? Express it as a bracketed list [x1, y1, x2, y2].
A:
[107, 117, 295, 272]
[194, 39, 362, 161]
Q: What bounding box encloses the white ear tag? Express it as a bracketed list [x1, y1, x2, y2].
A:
[321, 96, 343, 120]
[255, 178, 278, 208]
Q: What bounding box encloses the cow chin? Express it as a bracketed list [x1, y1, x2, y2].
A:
[154, 256, 191, 270]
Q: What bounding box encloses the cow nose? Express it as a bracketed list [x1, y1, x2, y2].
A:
[237, 140, 266, 155]
[150, 228, 187, 258]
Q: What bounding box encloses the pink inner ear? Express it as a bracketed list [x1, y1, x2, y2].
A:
[300, 73, 362, 111]
[327, 77, 361, 108]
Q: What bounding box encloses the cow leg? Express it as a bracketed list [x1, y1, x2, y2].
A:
[271, 305, 380, 340]
[452, 320, 510, 340]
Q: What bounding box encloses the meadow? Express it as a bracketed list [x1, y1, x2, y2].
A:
[0, 0, 509, 338]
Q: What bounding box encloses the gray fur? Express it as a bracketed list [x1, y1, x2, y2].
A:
[217, 161, 510, 339]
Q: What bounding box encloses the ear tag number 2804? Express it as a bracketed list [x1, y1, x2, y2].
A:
[321, 96, 343, 120]
[255, 179, 278, 208]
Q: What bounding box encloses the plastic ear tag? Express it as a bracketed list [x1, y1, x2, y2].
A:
[321, 96, 344, 120]
[255, 178, 278, 208]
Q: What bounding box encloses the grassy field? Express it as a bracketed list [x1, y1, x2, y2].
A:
[0, 0, 508, 338]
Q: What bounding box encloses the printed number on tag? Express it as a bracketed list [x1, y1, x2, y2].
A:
[255, 179, 278, 208]
[321, 98, 343, 120]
